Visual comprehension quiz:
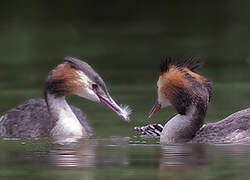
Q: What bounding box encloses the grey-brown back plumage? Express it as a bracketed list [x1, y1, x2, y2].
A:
[192, 108, 250, 143]
[0, 99, 93, 138]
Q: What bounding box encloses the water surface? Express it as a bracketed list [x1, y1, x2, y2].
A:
[0, 1, 250, 179]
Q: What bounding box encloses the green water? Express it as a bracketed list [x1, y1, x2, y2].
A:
[0, 1, 250, 179]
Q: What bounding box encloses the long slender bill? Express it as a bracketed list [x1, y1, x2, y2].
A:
[98, 95, 131, 121]
[148, 102, 161, 118]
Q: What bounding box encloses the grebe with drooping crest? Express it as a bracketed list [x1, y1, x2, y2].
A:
[0, 57, 131, 142]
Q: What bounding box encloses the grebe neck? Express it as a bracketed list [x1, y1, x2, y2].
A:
[46, 93, 84, 141]
[160, 105, 207, 144]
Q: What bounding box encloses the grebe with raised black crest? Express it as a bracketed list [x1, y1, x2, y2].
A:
[135, 57, 250, 144]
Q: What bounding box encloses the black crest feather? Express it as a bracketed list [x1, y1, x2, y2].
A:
[180, 56, 201, 71]
[160, 56, 201, 74]
[160, 57, 173, 73]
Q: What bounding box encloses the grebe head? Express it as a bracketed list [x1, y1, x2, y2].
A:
[148, 56, 212, 118]
[45, 57, 131, 121]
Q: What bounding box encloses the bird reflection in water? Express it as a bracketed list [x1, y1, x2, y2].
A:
[48, 137, 129, 168]
[160, 144, 208, 168]
[49, 141, 97, 168]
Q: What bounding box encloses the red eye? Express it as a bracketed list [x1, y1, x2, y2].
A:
[92, 84, 98, 89]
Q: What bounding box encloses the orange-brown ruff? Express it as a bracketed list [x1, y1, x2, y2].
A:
[48, 63, 80, 95]
[160, 66, 191, 103]
[157, 57, 212, 116]
[135, 57, 250, 144]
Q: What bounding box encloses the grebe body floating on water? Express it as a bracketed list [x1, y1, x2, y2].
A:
[0, 57, 131, 142]
[135, 57, 250, 144]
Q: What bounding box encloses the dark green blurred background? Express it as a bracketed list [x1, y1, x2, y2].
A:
[0, 1, 250, 180]
[0, 0, 249, 136]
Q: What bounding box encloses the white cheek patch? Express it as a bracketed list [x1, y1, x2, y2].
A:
[77, 71, 90, 86]
[157, 76, 171, 108]
[76, 88, 100, 102]
[158, 95, 171, 108]
[74, 72, 100, 102]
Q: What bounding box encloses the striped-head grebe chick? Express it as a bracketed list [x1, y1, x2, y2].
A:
[135, 57, 250, 144]
[0, 57, 131, 143]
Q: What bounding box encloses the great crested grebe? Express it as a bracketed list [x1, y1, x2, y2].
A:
[135, 57, 250, 144]
[0, 57, 131, 142]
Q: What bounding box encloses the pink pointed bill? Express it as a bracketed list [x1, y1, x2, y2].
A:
[98, 94, 131, 121]
[148, 102, 161, 118]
